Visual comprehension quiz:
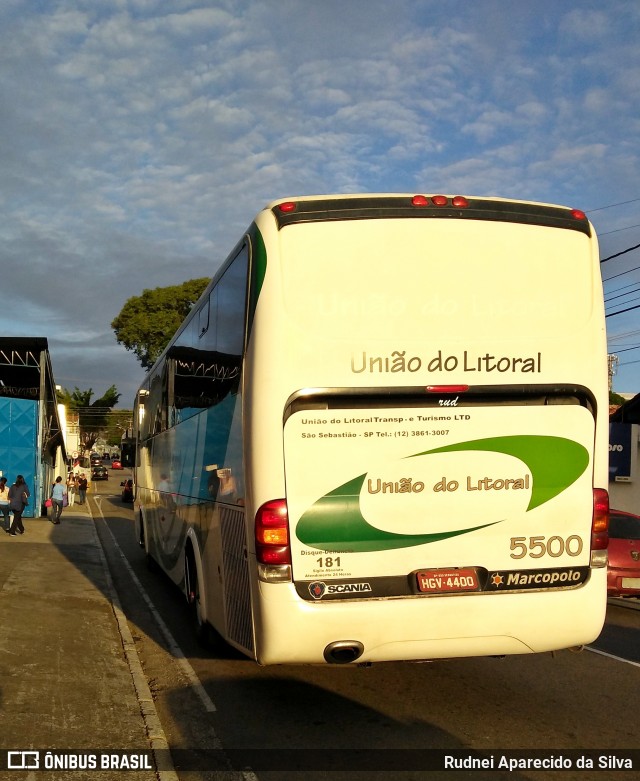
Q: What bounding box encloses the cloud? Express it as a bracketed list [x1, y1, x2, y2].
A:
[559, 9, 612, 42]
[0, 0, 638, 403]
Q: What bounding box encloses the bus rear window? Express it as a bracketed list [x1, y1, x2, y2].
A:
[280, 219, 594, 342]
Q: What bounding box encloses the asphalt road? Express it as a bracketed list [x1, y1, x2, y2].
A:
[88, 476, 640, 781]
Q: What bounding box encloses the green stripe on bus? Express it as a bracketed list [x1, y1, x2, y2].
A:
[247, 225, 267, 337]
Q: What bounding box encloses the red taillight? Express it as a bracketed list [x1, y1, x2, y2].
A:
[571, 208, 587, 221]
[591, 488, 609, 550]
[426, 385, 469, 394]
[278, 201, 297, 213]
[412, 195, 469, 208]
[255, 499, 291, 565]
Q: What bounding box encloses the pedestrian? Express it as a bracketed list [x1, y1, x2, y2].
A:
[78, 473, 88, 504]
[50, 476, 66, 524]
[66, 472, 76, 507]
[0, 476, 11, 532]
[8, 475, 30, 536]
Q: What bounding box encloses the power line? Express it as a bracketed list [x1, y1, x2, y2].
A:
[606, 292, 640, 312]
[605, 284, 640, 303]
[610, 344, 640, 354]
[586, 197, 640, 213]
[581, 198, 640, 262]
[606, 302, 640, 318]
[599, 223, 640, 236]
[600, 243, 640, 263]
[605, 279, 640, 295]
[64, 408, 132, 416]
[609, 328, 640, 342]
[602, 265, 640, 284]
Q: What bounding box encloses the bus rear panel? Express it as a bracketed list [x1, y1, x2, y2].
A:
[247, 195, 608, 664]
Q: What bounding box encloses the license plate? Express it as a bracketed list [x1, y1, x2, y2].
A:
[416, 567, 479, 593]
[621, 577, 640, 589]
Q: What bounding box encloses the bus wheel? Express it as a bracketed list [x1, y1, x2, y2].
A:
[185, 549, 209, 646]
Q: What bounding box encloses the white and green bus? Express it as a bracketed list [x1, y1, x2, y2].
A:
[131, 194, 609, 665]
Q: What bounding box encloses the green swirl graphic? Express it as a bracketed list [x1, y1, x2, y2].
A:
[295, 435, 589, 553]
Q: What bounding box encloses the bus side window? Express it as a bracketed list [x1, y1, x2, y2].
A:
[199, 288, 217, 352]
[198, 294, 210, 339]
[217, 244, 248, 357]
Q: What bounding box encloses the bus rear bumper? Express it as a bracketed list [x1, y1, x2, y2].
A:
[253, 570, 607, 665]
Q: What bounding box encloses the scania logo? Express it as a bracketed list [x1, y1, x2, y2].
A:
[309, 581, 326, 599]
[308, 581, 373, 599]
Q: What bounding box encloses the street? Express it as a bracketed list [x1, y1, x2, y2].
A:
[88, 475, 640, 781]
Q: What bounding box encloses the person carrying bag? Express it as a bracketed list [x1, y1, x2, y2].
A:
[8, 475, 30, 536]
[0, 477, 11, 533]
[50, 476, 66, 525]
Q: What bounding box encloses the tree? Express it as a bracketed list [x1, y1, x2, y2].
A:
[111, 278, 210, 370]
[103, 409, 134, 446]
[610, 390, 626, 406]
[57, 385, 121, 453]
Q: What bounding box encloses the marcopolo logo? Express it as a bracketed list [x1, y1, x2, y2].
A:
[308, 581, 372, 599]
[488, 567, 588, 591]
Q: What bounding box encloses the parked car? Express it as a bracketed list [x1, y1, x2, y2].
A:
[121, 479, 134, 503]
[607, 509, 640, 597]
[111, 459, 123, 470]
[91, 465, 109, 481]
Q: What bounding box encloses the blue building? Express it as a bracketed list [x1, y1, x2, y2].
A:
[0, 338, 66, 516]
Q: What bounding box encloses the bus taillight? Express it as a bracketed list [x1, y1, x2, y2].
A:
[425, 385, 469, 394]
[411, 195, 469, 208]
[590, 488, 609, 568]
[255, 500, 292, 581]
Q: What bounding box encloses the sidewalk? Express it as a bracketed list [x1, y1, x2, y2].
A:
[0, 503, 162, 779]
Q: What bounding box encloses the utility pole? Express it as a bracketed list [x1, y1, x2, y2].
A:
[608, 354, 619, 392]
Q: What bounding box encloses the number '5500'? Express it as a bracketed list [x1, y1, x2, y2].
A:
[509, 535, 583, 559]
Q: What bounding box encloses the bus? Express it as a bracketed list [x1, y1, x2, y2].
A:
[131, 194, 609, 665]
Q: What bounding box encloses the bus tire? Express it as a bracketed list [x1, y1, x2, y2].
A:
[185, 548, 210, 647]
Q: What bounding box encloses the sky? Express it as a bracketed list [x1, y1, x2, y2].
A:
[1, 0, 639, 407]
